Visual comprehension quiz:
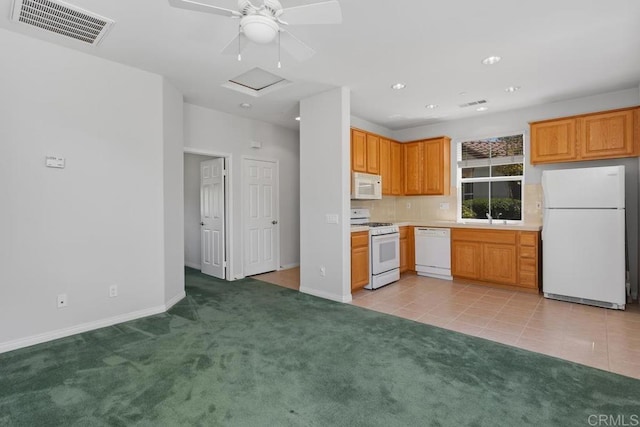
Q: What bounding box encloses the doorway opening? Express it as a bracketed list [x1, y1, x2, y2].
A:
[184, 149, 232, 280]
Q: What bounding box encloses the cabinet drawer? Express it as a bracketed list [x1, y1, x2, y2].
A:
[520, 246, 537, 259]
[351, 232, 369, 248]
[519, 272, 537, 287]
[519, 232, 538, 247]
[520, 258, 537, 273]
[452, 229, 516, 244]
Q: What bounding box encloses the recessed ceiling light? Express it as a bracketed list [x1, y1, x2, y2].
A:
[505, 86, 521, 93]
[239, 103, 252, 109]
[295, 116, 301, 121]
[476, 106, 489, 112]
[481, 56, 501, 65]
[425, 104, 439, 109]
[391, 83, 406, 90]
[458, 91, 467, 96]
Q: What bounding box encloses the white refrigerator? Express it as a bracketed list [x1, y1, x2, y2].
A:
[541, 165, 626, 310]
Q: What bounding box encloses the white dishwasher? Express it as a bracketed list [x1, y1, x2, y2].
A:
[414, 228, 453, 280]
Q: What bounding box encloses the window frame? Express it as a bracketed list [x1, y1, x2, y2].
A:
[456, 132, 526, 224]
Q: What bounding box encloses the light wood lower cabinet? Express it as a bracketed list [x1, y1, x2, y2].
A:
[399, 226, 414, 273]
[451, 228, 540, 291]
[351, 231, 369, 291]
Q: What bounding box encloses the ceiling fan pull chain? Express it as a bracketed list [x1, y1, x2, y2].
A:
[237, 25, 242, 61]
[277, 30, 281, 69]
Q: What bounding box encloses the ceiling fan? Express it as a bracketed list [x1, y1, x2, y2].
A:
[168, 0, 342, 65]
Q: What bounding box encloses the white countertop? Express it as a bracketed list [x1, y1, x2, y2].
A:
[351, 221, 542, 232]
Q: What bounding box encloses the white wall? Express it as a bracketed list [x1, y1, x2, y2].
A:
[0, 29, 184, 351]
[183, 104, 300, 279]
[183, 153, 215, 269]
[350, 115, 394, 139]
[162, 80, 186, 305]
[300, 87, 351, 302]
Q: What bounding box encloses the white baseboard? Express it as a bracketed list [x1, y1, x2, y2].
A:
[299, 286, 352, 303]
[184, 261, 201, 270]
[0, 292, 187, 355]
[279, 263, 300, 270]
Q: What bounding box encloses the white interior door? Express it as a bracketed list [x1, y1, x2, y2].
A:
[200, 158, 225, 279]
[243, 159, 279, 276]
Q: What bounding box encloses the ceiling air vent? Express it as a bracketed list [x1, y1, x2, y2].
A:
[11, 0, 114, 45]
[459, 99, 487, 108]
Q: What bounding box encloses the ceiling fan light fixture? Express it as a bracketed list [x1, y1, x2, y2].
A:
[241, 15, 279, 44]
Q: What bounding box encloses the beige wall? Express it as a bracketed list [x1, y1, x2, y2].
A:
[351, 184, 542, 224]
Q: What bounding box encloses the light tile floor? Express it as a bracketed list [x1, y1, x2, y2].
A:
[253, 268, 640, 380]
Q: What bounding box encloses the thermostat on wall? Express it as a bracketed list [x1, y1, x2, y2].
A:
[45, 156, 65, 169]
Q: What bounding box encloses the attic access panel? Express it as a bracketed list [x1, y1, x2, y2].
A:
[223, 67, 291, 97]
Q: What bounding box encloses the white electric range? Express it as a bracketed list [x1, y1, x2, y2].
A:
[350, 209, 400, 289]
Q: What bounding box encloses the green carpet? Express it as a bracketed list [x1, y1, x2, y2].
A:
[1, 268, 639, 426]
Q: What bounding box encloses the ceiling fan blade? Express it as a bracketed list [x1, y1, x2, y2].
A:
[280, 30, 316, 61]
[221, 32, 250, 55]
[280, 0, 342, 25]
[167, 0, 241, 18]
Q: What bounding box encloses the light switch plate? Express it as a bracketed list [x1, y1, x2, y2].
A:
[46, 156, 65, 168]
[325, 214, 339, 224]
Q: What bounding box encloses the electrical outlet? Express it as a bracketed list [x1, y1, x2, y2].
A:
[440, 203, 449, 210]
[57, 294, 68, 309]
[536, 201, 542, 210]
[109, 285, 118, 298]
[406, 202, 411, 209]
[320, 266, 326, 277]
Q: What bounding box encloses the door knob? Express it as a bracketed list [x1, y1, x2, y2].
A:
[272, 220, 278, 225]
[200, 222, 204, 226]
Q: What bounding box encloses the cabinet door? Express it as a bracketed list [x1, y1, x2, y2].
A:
[530, 119, 577, 164]
[351, 129, 367, 172]
[451, 241, 481, 279]
[366, 133, 380, 174]
[578, 110, 636, 160]
[399, 235, 408, 273]
[403, 142, 423, 195]
[482, 243, 517, 284]
[351, 232, 369, 290]
[390, 142, 403, 195]
[423, 138, 450, 195]
[379, 138, 391, 194]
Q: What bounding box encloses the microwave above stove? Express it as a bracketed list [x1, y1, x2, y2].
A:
[351, 172, 382, 200]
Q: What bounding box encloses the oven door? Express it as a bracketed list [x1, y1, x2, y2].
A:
[371, 232, 400, 275]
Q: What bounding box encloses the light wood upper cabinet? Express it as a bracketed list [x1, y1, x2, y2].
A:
[403, 137, 451, 196]
[351, 231, 369, 291]
[366, 133, 380, 174]
[390, 142, 403, 195]
[530, 106, 640, 164]
[578, 109, 636, 160]
[351, 129, 367, 172]
[379, 138, 391, 194]
[530, 118, 577, 164]
[423, 137, 451, 196]
[403, 142, 423, 195]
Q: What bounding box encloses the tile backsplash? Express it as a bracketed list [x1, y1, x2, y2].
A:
[351, 184, 543, 225]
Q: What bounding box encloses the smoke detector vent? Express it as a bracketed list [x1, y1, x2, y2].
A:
[459, 99, 488, 108]
[11, 0, 114, 45]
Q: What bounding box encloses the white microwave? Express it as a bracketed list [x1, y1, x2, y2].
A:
[352, 172, 382, 200]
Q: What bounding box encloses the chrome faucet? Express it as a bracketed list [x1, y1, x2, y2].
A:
[486, 212, 492, 224]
